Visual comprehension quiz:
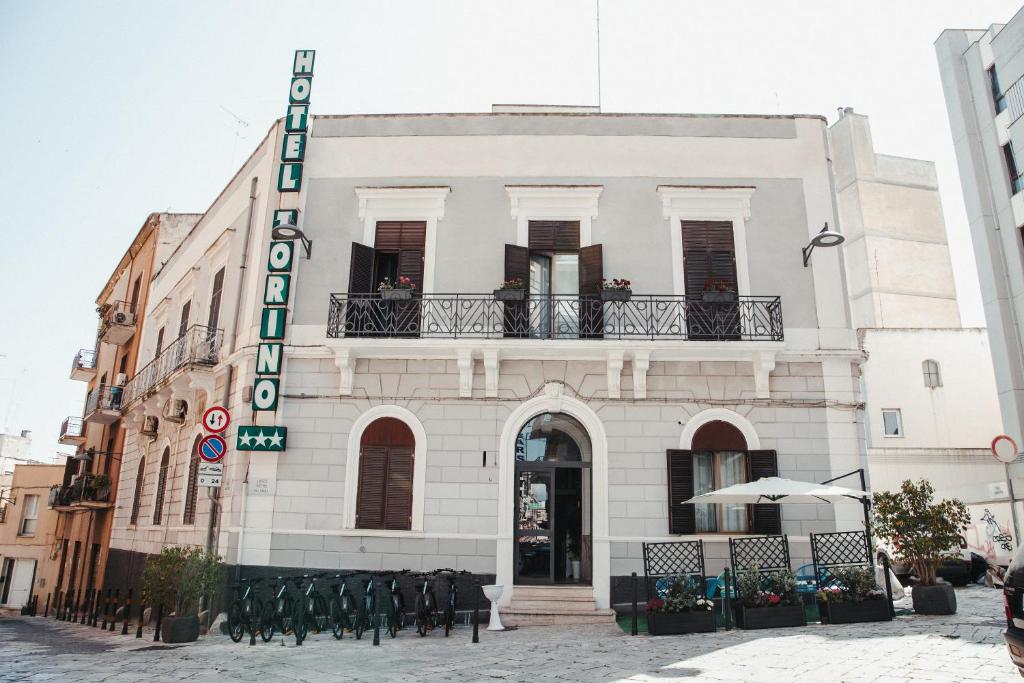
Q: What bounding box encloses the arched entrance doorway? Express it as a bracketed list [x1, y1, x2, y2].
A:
[514, 412, 592, 585]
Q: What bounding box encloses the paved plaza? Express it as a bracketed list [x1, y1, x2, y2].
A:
[0, 586, 1017, 682]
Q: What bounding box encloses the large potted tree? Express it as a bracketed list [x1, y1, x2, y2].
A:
[142, 546, 225, 643]
[872, 479, 970, 615]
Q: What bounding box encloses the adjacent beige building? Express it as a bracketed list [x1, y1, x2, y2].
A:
[0, 464, 64, 610]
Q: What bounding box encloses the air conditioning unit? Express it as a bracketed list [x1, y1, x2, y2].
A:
[114, 373, 127, 386]
[111, 310, 136, 326]
[141, 415, 159, 437]
[164, 399, 188, 424]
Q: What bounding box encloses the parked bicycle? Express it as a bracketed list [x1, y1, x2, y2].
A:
[259, 575, 299, 642]
[296, 573, 329, 640]
[438, 569, 471, 637]
[414, 570, 441, 636]
[326, 572, 361, 639]
[384, 570, 409, 638]
[227, 578, 264, 643]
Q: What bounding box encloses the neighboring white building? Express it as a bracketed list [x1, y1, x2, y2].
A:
[104, 97, 871, 620]
[0, 431, 37, 476]
[830, 109, 1012, 564]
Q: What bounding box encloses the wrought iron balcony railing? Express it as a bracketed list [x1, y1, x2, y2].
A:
[49, 484, 73, 509]
[122, 324, 223, 408]
[326, 293, 783, 342]
[70, 349, 97, 378]
[85, 385, 123, 416]
[59, 417, 85, 441]
[67, 474, 112, 505]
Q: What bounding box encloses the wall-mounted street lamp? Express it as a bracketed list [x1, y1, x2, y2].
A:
[272, 220, 313, 259]
[802, 223, 845, 267]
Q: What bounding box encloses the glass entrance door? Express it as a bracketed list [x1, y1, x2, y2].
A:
[515, 469, 552, 582]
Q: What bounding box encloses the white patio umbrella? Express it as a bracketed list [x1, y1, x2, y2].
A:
[684, 476, 869, 505]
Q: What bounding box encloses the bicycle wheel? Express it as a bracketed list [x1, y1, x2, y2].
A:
[260, 600, 276, 642]
[249, 599, 265, 641]
[293, 599, 308, 644]
[227, 600, 245, 643]
[444, 605, 454, 637]
[312, 594, 329, 633]
[414, 594, 429, 637]
[279, 595, 295, 635]
[329, 596, 346, 640]
[388, 594, 402, 638]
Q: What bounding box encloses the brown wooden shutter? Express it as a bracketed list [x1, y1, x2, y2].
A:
[374, 221, 426, 251]
[397, 250, 424, 291]
[747, 450, 781, 535]
[528, 221, 580, 251]
[383, 447, 414, 530]
[681, 221, 736, 297]
[667, 449, 696, 534]
[355, 446, 388, 529]
[348, 242, 376, 294]
[152, 447, 170, 525]
[130, 457, 145, 525]
[579, 243, 604, 339]
[183, 437, 201, 525]
[504, 244, 530, 338]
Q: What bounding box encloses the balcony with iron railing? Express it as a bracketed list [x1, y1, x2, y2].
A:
[326, 293, 784, 342]
[84, 385, 123, 425]
[98, 300, 137, 345]
[58, 417, 85, 446]
[69, 348, 97, 381]
[121, 324, 224, 408]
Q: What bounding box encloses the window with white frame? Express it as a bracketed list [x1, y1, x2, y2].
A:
[19, 494, 39, 536]
[881, 409, 903, 437]
[922, 359, 941, 388]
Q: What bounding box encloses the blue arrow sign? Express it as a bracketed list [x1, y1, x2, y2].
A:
[199, 435, 227, 463]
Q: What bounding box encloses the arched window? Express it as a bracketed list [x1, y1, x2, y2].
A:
[922, 359, 942, 388]
[355, 418, 415, 530]
[691, 421, 748, 533]
[183, 436, 202, 525]
[130, 457, 145, 526]
[152, 447, 170, 525]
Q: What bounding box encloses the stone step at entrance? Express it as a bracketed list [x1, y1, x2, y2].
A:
[501, 585, 617, 627]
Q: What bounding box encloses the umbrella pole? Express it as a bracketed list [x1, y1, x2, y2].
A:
[821, 468, 874, 566]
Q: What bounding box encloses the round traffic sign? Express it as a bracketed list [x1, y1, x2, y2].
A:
[203, 406, 230, 433]
[992, 434, 1019, 464]
[198, 434, 227, 463]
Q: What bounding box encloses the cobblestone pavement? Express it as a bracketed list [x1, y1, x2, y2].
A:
[0, 586, 1016, 682]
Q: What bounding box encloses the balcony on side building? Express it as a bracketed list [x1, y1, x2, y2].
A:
[326, 293, 784, 342]
[121, 324, 224, 409]
[98, 300, 137, 345]
[58, 417, 85, 446]
[84, 385, 123, 425]
[69, 349, 97, 381]
[65, 473, 113, 509]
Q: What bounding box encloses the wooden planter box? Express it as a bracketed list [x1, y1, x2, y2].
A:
[600, 289, 632, 302]
[702, 291, 738, 303]
[819, 599, 892, 624]
[494, 288, 526, 302]
[647, 609, 716, 635]
[381, 289, 413, 301]
[733, 604, 806, 630]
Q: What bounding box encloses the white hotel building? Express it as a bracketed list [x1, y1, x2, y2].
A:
[104, 101, 879, 622]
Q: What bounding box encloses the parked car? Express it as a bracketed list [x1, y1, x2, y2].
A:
[1003, 542, 1024, 676]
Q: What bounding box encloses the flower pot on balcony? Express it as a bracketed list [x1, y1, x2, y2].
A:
[733, 604, 806, 630]
[702, 291, 738, 303]
[381, 289, 413, 301]
[600, 289, 632, 302]
[494, 288, 526, 302]
[161, 615, 200, 643]
[819, 599, 891, 624]
[647, 609, 717, 635]
[911, 583, 957, 615]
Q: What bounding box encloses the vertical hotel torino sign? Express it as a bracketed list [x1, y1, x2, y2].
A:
[237, 50, 314, 453]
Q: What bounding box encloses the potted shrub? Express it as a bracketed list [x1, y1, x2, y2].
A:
[702, 278, 737, 303]
[873, 479, 970, 615]
[566, 532, 581, 581]
[646, 576, 716, 635]
[90, 474, 111, 502]
[733, 565, 806, 629]
[816, 566, 891, 624]
[494, 278, 526, 301]
[378, 276, 416, 301]
[142, 546, 225, 643]
[600, 278, 632, 302]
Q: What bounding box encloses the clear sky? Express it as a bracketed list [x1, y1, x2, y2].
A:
[0, 0, 1019, 460]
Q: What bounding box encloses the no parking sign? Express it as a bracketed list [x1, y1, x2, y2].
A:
[198, 434, 227, 463]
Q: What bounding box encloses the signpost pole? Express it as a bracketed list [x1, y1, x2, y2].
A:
[1006, 462, 1021, 543]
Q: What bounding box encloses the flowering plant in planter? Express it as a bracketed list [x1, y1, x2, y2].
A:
[377, 276, 416, 291]
[736, 565, 800, 608]
[648, 577, 713, 612]
[702, 278, 736, 293]
[601, 278, 632, 291]
[815, 567, 886, 603]
[498, 278, 524, 290]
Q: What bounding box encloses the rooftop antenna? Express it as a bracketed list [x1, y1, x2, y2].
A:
[596, 0, 602, 110]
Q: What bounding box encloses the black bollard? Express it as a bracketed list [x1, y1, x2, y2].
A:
[91, 591, 101, 627]
[53, 591, 62, 620]
[723, 568, 732, 631]
[82, 589, 92, 624]
[122, 589, 132, 635]
[72, 588, 82, 622]
[881, 554, 896, 619]
[153, 604, 163, 642]
[43, 592, 51, 618]
[136, 602, 145, 638]
[109, 589, 120, 632]
[101, 589, 111, 629]
[472, 579, 482, 643]
[631, 572, 639, 636]
[372, 583, 381, 647]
